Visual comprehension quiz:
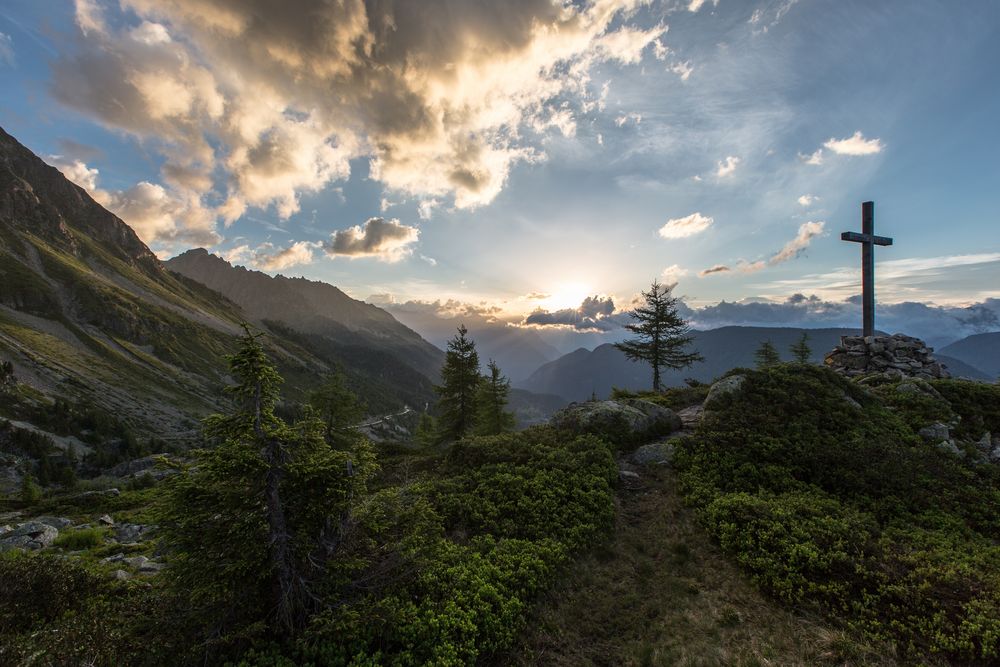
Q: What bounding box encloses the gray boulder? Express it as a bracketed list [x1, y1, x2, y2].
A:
[551, 399, 681, 445]
[703, 375, 746, 409]
[36, 516, 73, 530]
[630, 441, 676, 466]
[919, 423, 951, 443]
[115, 523, 155, 544]
[0, 521, 58, 551]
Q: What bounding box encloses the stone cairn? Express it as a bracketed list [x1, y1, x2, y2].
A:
[824, 333, 950, 380]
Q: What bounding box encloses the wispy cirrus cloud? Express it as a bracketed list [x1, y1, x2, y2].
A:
[700, 221, 826, 276]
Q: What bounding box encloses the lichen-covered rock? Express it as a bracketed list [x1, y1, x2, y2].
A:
[703, 375, 746, 409]
[35, 516, 73, 530]
[0, 521, 58, 551]
[550, 399, 680, 445]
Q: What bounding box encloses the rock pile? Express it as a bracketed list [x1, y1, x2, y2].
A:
[824, 334, 950, 380]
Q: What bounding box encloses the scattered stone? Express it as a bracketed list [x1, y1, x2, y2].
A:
[0, 521, 58, 551]
[0, 525, 12, 536]
[115, 523, 154, 544]
[919, 423, 951, 443]
[35, 516, 73, 530]
[824, 334, 950, 380]
[138, 561, 164, 574]
[630, 441, 676, 466]
[703, 375, 746, 409]
[936, 440, 964, 457]
[98, 514, 115, 526]
[102, 552, 126, 563]
[619, 469, 641, 482]
[124, 555, 149, 569]
[112, 569, 131, 581]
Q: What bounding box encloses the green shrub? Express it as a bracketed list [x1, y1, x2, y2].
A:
[675, 364, 1000, 661]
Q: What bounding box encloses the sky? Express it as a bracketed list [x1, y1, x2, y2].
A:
[1, 0, 998, 350]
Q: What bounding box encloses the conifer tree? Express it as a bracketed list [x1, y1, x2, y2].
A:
[434, 324, 481, 442]
[474, 359, 516, 435]
[158, 325, 375, 643]
[790, 332, 812, 363]
[309, 370, 365, 448]
[615, 280, 703, 392]
[414, 412, 438, 447]
[755, 340, 781, 368]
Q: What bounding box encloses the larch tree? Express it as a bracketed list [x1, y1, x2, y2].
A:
[474, 359, 516, 435]
[434, 324, 481, 442]
[614, 280, 703, 392]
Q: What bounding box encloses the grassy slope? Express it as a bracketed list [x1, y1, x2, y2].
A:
[506, 465, 906, 667]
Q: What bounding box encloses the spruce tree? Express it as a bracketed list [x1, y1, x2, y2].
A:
[474, 359, 516, 435]
[158, 325, 375, 643]
[614, 280, 703, 392]
[755, 340, 781, 368]
[434, 324, 481, 442]
[790, 332, 812, 363]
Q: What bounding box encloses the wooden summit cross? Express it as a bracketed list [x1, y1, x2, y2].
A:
[841, 201, 893, 337]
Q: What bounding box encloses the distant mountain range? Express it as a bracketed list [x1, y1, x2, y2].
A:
[517, 326, 992, 402]
[940, 332, 1000, 379]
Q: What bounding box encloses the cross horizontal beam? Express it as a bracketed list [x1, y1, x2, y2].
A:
[841, 231, 893, 246]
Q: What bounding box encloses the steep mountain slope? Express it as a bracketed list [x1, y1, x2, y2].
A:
[518, 326, 990, 402]
[0, 127, 434, 445]
[939, 332, 1000, 378]
[0, 126, 247, 437]
[165, 249, 443, 379]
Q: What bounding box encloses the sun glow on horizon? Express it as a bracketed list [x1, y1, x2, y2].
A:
[540, 282, 594, 311]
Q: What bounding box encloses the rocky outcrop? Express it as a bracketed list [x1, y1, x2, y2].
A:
[824, 334, 950, 380]
[0, 521, 58, 551]
[551, 399, 681, 445]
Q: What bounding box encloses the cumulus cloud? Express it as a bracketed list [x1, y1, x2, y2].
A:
[797, 194, 818, 207]
[47, 155, 220, 245]
[251, 240, 317, 271]
[687, 0, 719, 12]
[524, 295, 622, 331]
[799, 149, 824, 165]
[661, 264, 689, 284]
[659, 212, 714, 239]
[715, 155, 740, 178]
[52, 0, 665, 234]
[322, 217, 419, 262]
[824, 131, 884, 156]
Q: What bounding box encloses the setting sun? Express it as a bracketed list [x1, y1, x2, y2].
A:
[541, 282, 594, 311]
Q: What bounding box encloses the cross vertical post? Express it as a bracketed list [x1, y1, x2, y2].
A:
[861, 201, 874, 338]
[841, 200, 893, 338]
